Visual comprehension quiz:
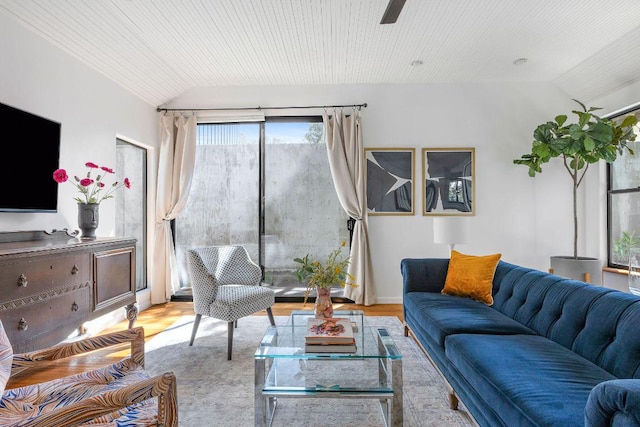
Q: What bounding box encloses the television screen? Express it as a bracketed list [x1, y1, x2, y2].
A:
[0, 102, 61, 212]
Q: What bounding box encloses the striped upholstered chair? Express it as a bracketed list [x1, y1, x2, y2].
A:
[0, 320, 177, 426]
[186, 245, 276, 360]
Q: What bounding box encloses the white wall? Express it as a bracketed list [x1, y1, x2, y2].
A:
[0, 13, 159, 311]
[169, 84, 584, 303]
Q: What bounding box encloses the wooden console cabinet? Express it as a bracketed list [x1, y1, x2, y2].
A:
[0, 230, 138, 353]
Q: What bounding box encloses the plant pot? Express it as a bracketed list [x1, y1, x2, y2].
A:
[549, 256, 602, 285]
[78, 203, 100, 240]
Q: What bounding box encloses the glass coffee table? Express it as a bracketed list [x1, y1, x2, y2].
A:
[254, 310, 403, 427]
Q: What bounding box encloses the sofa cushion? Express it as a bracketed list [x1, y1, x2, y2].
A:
[446, 333, 616, 427]
[442, 250, 501, 305]
[403, 291, 534, 348]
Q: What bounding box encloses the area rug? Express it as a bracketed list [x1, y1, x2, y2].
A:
[144, 315, 475, 427]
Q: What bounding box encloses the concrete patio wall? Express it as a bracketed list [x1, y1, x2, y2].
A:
[175, 141, 349, 286]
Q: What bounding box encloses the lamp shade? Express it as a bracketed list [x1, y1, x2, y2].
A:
[433, 217, 469, 251]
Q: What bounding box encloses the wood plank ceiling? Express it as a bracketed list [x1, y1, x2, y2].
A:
[1, 0, 640, 108]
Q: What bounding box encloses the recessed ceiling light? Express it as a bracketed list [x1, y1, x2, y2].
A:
[513, 58, 528, 65]
[411, 60, 424, 67]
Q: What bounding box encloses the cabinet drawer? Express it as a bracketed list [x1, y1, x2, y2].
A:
[1, 284, 90, 353]
[0, 253, 92, 301]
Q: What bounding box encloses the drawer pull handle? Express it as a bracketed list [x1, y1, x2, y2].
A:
[71, 301, 79, 312]
[18, 318, 28, 331]
[17, 274, 28, 287]
[71, 265, 79, 275]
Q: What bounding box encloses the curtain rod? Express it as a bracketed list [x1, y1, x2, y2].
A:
[156, 102, 367, 113]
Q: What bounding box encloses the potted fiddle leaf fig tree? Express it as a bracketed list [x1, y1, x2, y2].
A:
[514, 99, 638, 283]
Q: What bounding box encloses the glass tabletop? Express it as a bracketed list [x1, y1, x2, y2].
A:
[254, 310, 402, 360]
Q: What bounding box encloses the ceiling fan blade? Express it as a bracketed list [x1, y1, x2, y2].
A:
[380, 0, 407, 24]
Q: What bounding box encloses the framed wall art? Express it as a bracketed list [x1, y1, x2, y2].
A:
[365, 148, 415, 215]
[422, 147, 475, 216]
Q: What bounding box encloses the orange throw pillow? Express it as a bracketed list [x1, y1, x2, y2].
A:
[441, 250, 501, 305]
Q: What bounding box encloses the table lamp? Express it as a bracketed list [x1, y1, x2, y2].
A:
[433, 217, 470, 254]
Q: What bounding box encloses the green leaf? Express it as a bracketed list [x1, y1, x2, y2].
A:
[533, 125, 553, 143]
[572, 99, 587, 111]
[583, 135, 595, 151]
[531, 143, 550, 158]
[621, 115, 639, 128]
[568, 157, 587, 171]
[575, 111, 591, 128]
[588, 122, 613, 143]
[555, 115, 568, 126]
[568, 123, 583, 140]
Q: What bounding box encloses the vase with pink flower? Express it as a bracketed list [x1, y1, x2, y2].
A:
[53, 162, 131, 240]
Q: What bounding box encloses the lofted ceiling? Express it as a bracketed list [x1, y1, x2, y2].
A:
[1, 0, 640, 108]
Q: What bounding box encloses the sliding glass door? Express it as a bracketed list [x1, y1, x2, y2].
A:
[175, 118, 348, 299]
[262, 119, 349, 296]
[174, 123, 260, 287]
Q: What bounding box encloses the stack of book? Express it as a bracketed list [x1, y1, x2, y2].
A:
[304, 317, 356, 353]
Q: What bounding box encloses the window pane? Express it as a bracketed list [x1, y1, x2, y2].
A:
[610, 192, 640, 266]
[611, 139, 640, 190]
[263, 120, 349, 290]
[175, 123, 260, 287]
[116, 140, 147, 291]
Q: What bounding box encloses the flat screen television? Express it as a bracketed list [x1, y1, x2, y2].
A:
[0, 102, 61, 212]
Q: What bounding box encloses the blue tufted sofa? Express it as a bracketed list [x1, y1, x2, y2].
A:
[401, 258, 640, 427]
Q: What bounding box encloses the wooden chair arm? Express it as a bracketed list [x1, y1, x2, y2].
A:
[10, 327, 145, 377]
[18, 371, 178, 427]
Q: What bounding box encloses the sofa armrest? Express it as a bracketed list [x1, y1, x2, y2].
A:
[585, 379, 640, 427]
[18, 371, 178, 427]
[11, 327, 145, 377]
[401, 258, 449, 294]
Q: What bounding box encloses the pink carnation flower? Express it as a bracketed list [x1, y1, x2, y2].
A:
[52, 169, 68, 183]
[52, 162, 131, 204]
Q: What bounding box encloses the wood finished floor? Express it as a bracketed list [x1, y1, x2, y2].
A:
[7, 301, 403, 389]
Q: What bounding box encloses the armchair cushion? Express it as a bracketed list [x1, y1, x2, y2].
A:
[209, 284, 276, 322]
[1, 359, 158, 426]
[0, 322, 177, 427]
[0, 320, 12, 396]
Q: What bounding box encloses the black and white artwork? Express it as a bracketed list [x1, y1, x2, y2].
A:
[365, 148, 414, 215]
[422, 148, 475, 216]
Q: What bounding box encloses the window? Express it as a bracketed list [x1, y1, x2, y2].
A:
[607, 108, 640, 268]
[116, 139, 147, 291]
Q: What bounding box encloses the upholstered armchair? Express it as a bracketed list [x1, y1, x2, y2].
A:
[0, 320, 178, 426]
[186, 245, 276, 360]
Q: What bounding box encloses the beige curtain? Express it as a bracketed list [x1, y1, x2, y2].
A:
[323, 109, 376, 305]
[152, 114, 197, 304]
